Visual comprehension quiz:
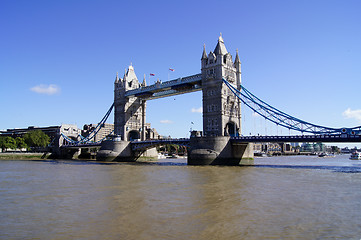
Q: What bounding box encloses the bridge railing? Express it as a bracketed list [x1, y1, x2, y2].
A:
[232, 134, 361, 143]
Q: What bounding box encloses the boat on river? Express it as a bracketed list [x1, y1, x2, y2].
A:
[318, 152, 334, 158]
[350, 151, 361, 160]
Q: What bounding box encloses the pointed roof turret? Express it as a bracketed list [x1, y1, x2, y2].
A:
[201, 44, 207, 59]
[123, 64, 139, 90]
[234, 49, 241, 64]
[114, 72, 119, 83]
[124, 65, 137, 81]
[214, 33, 228, 55]
[142, 74, 147, 87]
[218, 33, 224, 43]
[123, 68, 127, 80]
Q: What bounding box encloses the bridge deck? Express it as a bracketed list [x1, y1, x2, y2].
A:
[125, 74, 202, 100]
[60, 134, 361, 150]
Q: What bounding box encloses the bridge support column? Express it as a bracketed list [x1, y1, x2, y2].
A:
[50, 147, 81, 159]
[96, 138, 135, 162]
[188, 136, 253, 165]
[141, 100, 146, 141]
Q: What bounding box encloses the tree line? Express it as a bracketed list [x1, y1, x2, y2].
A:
[0, 130, 50, 152]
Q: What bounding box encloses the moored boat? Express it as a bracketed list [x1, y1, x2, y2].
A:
[350, 151, 361, 160]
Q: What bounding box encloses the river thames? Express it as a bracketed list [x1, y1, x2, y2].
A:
[1, 155, 361, 239]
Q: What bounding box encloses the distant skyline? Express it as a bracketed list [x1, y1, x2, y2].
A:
[1, 0, 361, 147]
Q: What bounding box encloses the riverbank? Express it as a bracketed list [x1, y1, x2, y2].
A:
[0, 152, 50, 160]
[0, 152, 160, 161]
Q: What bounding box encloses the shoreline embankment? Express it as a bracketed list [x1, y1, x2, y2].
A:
[0, 152, 50, 160]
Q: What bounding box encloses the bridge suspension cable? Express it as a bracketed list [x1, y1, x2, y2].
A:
[61, 103, 114, 145]
[223, 79, 361, 135]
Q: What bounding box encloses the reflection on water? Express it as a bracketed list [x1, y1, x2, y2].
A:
[1, 155, 361, 239]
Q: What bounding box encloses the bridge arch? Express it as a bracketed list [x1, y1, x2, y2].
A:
[225, 121, 239, 137]
[62, 136, 78, 146]
[131, 139, 190, 152]
[128, 130, 140, 141]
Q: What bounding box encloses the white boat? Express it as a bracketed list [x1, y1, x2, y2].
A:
[318, 152, 334, 158]
[350, 151, 361, 160]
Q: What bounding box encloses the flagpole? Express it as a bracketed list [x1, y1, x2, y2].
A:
[150, 73, 155, 84]
[168, 68, 174, 82]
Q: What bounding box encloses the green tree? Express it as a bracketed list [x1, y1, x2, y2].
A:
[0, 136, 5, 152]
[166, 144, 179, 154]
[23, 130, 50, 148]
[15, 137, 28, 149]
[4, 137, 17, 150]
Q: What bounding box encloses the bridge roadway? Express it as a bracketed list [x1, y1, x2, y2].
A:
[61, 134, 361, 150]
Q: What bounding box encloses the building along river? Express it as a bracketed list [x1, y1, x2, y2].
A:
[1, 155, 361, 239]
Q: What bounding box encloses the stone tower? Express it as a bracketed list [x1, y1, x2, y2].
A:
[114, 65, 146, 141]
[201, 35, 242, 137]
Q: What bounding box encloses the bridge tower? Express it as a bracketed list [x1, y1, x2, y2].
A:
[188, 35, 252, 165]
[201, 34, 242, 137]
[114, 65, 147, 141]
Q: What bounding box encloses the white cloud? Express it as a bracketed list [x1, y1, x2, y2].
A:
[160, 119, 173, 124]
[30, 84, 60, 95]
[191, 107, 202, 113]
[342, 108, 361, 122]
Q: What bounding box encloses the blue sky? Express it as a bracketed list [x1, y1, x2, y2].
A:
[1, 0, 361, 146]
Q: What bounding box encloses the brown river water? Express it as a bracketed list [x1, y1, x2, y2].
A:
[1, 155, 361, 239]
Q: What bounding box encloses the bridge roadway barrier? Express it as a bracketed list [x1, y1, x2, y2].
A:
[232, 134, 361, 143]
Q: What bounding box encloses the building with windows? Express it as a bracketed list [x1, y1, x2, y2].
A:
[82, 123, 114, 143]
[0, 124, 81, 144]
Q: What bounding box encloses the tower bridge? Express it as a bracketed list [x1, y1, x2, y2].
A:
[59, 35, 361, 165]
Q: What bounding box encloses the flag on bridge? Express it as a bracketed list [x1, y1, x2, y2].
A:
[169, 68, 175, 71]
[150, 73, 155, 76]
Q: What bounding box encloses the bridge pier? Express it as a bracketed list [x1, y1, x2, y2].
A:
[50, 147, 81, 159]
[97, 138, 136, 162]
[188, 136, 254, 165]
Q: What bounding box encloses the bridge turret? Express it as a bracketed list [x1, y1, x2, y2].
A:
[114, 64, 146, 141]
[114, 72, 120, 85]
[214, 34, 228, 56]
[123, 65, 141, 91]
[142, 74, 147, 87]
[234, 49, 241, 88]
[201, 44, 208, 69]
